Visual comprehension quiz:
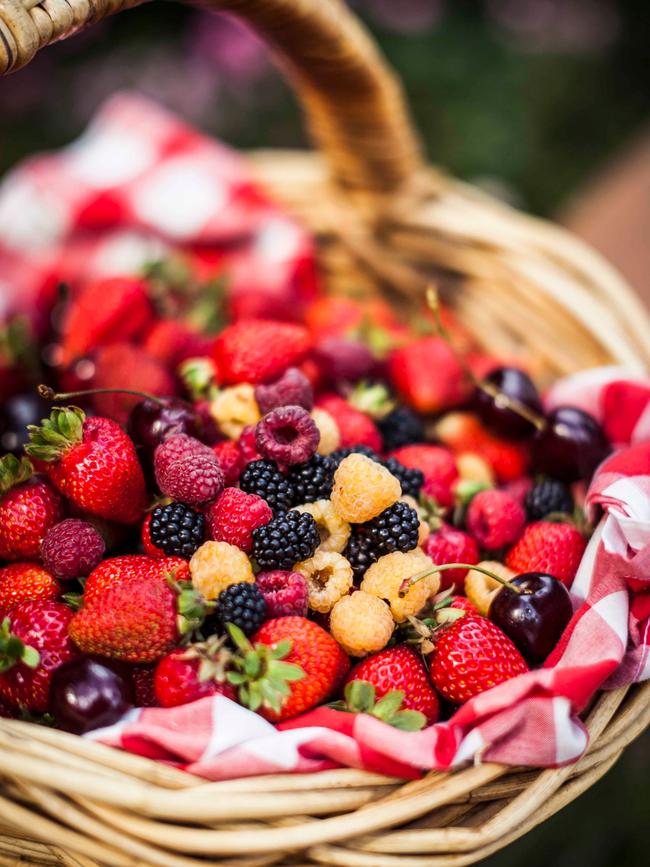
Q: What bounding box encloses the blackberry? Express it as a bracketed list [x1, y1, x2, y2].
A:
[377, 406, 424, 451]
[343, 531, 378, 583]
[330, 444, 379, 467]
[288, 454, 335, 505]
[525, 479, 574, 521]
[362, 501, 420, 555]
[240, 459, 293, 513]
[382, 457, 424, 499]
[149, 502, 205, 558]
[252, 510, 320, 571]
[218, 582, 267, 636]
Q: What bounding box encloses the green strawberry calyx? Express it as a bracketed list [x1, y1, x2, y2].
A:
[180, 635, 234, 684]
[0, 617, 40, 673]
[329, 681, 426, 732]
[178, 357, 219, 402]
[0, 454, 34, 496]
[347, 381, 395, 419]
[25, 405, 85, 463]
[168, 575, 215, 640]
[225, 623, 305, 715]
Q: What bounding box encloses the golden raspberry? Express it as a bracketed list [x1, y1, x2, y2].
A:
[210, 384, 260, 439]
[295, 551, 353, 613]
[465, 560, 514, 615]
[311, 409, 341, 455]
[189, 541, 254, 599]
[294, 499, 350, 553]
[330, 591, 394, 656]
[361, 549, 437, 623]
[418, 521, 430, 546]
[331, 454, 401, 523]
[456, 452, 495, 486]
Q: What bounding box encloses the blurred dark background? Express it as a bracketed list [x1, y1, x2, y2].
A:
[2, 1, 649, 864]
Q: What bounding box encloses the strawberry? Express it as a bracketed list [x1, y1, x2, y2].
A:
[434, 412, 528, 483]
[0, 456, 63, 561]
[345, 645, 439, 724]
[315, 395, 382, 452]
[388, 337, 468, 414]
[83, 555, 190, 602]
[0, 600, 77, 711]
[213, 320, 311, 385]
[0, 563, 61, 620]
[388, 445, 458, 506]
[305, 296, 407, 344]
[505, 521, 587, 587]
[141, 514, 165, 557]
[229, 616, 350, 722]
[58, 276, 154, 366]
[422, 525, 479, 591]
[431, 614, 528, 704]
[154, 637, 237, 707]
[26, 406, 147, 525]
[144, 319, 214, 369]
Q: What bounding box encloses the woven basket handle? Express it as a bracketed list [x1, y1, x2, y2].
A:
[0, 0, 423, 193]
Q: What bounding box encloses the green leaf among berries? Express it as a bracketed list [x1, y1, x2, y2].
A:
[329, 681, 426, 732]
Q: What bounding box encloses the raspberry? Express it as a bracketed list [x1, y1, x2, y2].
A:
[362, 501, 420, 556]
[329, 591, 394, 656]
[210, 384, 261, 440]
[377, 406, 424, 451]
[295, 551, 353, 613]
[256, 405, 320, 465]
[239, 460, 293, 513]
[217, 582, 267, 636]
[288, 454, 335, 505]
[154, 434, 213, 479]
[254, 368, 314, 414]
[189, 541, 255, 599]
[212, 440, 244, 486]
[207, 487, 272, 554]
[149, 502, 205, 559]
[40, 519, 105, 581]
[465, 560, 515, 615]
[331, 454, 401, 523]
[256, 571, 309, 618]
[382, 458, 424, 499]
[525, 479, 574, 521]
[252, 510, 320, 571]
[311, 409, 340, 455]
[293, 500, 350, 554]
[361, 549, 436, 623]
[157, 451, 224, 507]
[422, 524, 479, 591]
[466, 489, 525, 549]
[238, 425, 262, 464]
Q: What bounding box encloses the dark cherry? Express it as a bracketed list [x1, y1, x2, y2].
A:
[127, 397, 201, 451]
[0, 392, 51, 454]
[473, 367, 543, 439]
[489, 572, 573, 665]
[531, 406, 610, 483]
[49, 656, 135, 734]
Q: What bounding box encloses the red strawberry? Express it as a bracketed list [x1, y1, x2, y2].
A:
[154, 638, 237, 707]
[466, 489, 526, 550]
[388, 337, 468, 414]
[213, 320, 311, 385]
[0, 563, 61, 620]
[141, 514, 164, 557]
[389, 445, 458, 507]
[144, 319, 213, 368]
[26, 406, 147, 525]
[0, 456, 63, 561]
[345, 645, 439, 724]
[0, 600, 77, 711]
[422, 525, 479, 591]
[435, 413, 528, 483]
[59, 276, 154, 366]
[505, 521, 587, 587]
[315, 395, 381, 452]
[431, 614, 528, 704]
[212, 440, 244, 486]
[83, 555, 189, 602]
[449, 595, 479, 615]
[207, 488, 272, 553]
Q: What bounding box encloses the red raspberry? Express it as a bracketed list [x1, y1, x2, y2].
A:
[256, 405, 320, 465]
[155, 437, 224, 507]
[466, 489, 526, 550]
[422, 524, 479, 591]
[40, 519, 106, 581]
[207, 488, 272, 553]
[238, 425, 262, 465]
[255, 368, 314, 414]
[255, 571, 309, 618]
[153, 434, 213, 480]
[212, 440, 244, 486]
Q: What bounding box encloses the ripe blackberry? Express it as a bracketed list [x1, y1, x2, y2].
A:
[525, 478, 574, 521]
[382, 457, 424, 499]
[149, 502, 205, 558]
[288, 454, 335, 505]
[362, 501, 420, 555]
[330, 444, 379, 466]
[218, 582, 267, 636]
[343, 531, 378, 583]
[377, 406, 424, 451]
[239, 459, 293, 513]
[252, 510, 320, 571]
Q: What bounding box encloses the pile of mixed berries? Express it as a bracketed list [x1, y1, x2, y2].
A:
[0, 270, 611, 735]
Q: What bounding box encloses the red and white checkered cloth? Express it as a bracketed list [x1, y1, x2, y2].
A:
[2, 95, 649, 779]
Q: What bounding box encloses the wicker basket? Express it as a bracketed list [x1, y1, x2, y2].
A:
[1, 1, 650, 865]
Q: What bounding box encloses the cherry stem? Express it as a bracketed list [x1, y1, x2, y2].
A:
[38, 384, 167, 407]
[399, 562, 521, 598]
[425, 287, 547, 432]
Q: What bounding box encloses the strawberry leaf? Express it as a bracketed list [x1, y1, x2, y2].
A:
[25, 406, 85, 462]
[0, 454, 33, 495]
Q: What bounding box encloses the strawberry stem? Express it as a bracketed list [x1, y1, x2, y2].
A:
[399, 562, 521, 597]
[38, 384, 167, 408]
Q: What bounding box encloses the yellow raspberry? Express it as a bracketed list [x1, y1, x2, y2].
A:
[361, 549, 437, 623]
[418, 521, 430, 546]
[311, 408, 340, 455]
[210, 384, 260, 439]
[295, 551, 353, 613]
[190, 541, 254, 599]
[456, 452, 495, 486]
[331, 454, 401, 523]
[330, 591, 394, 656]
[294, 499, 350, 553]
[465, 560, 514, 615]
